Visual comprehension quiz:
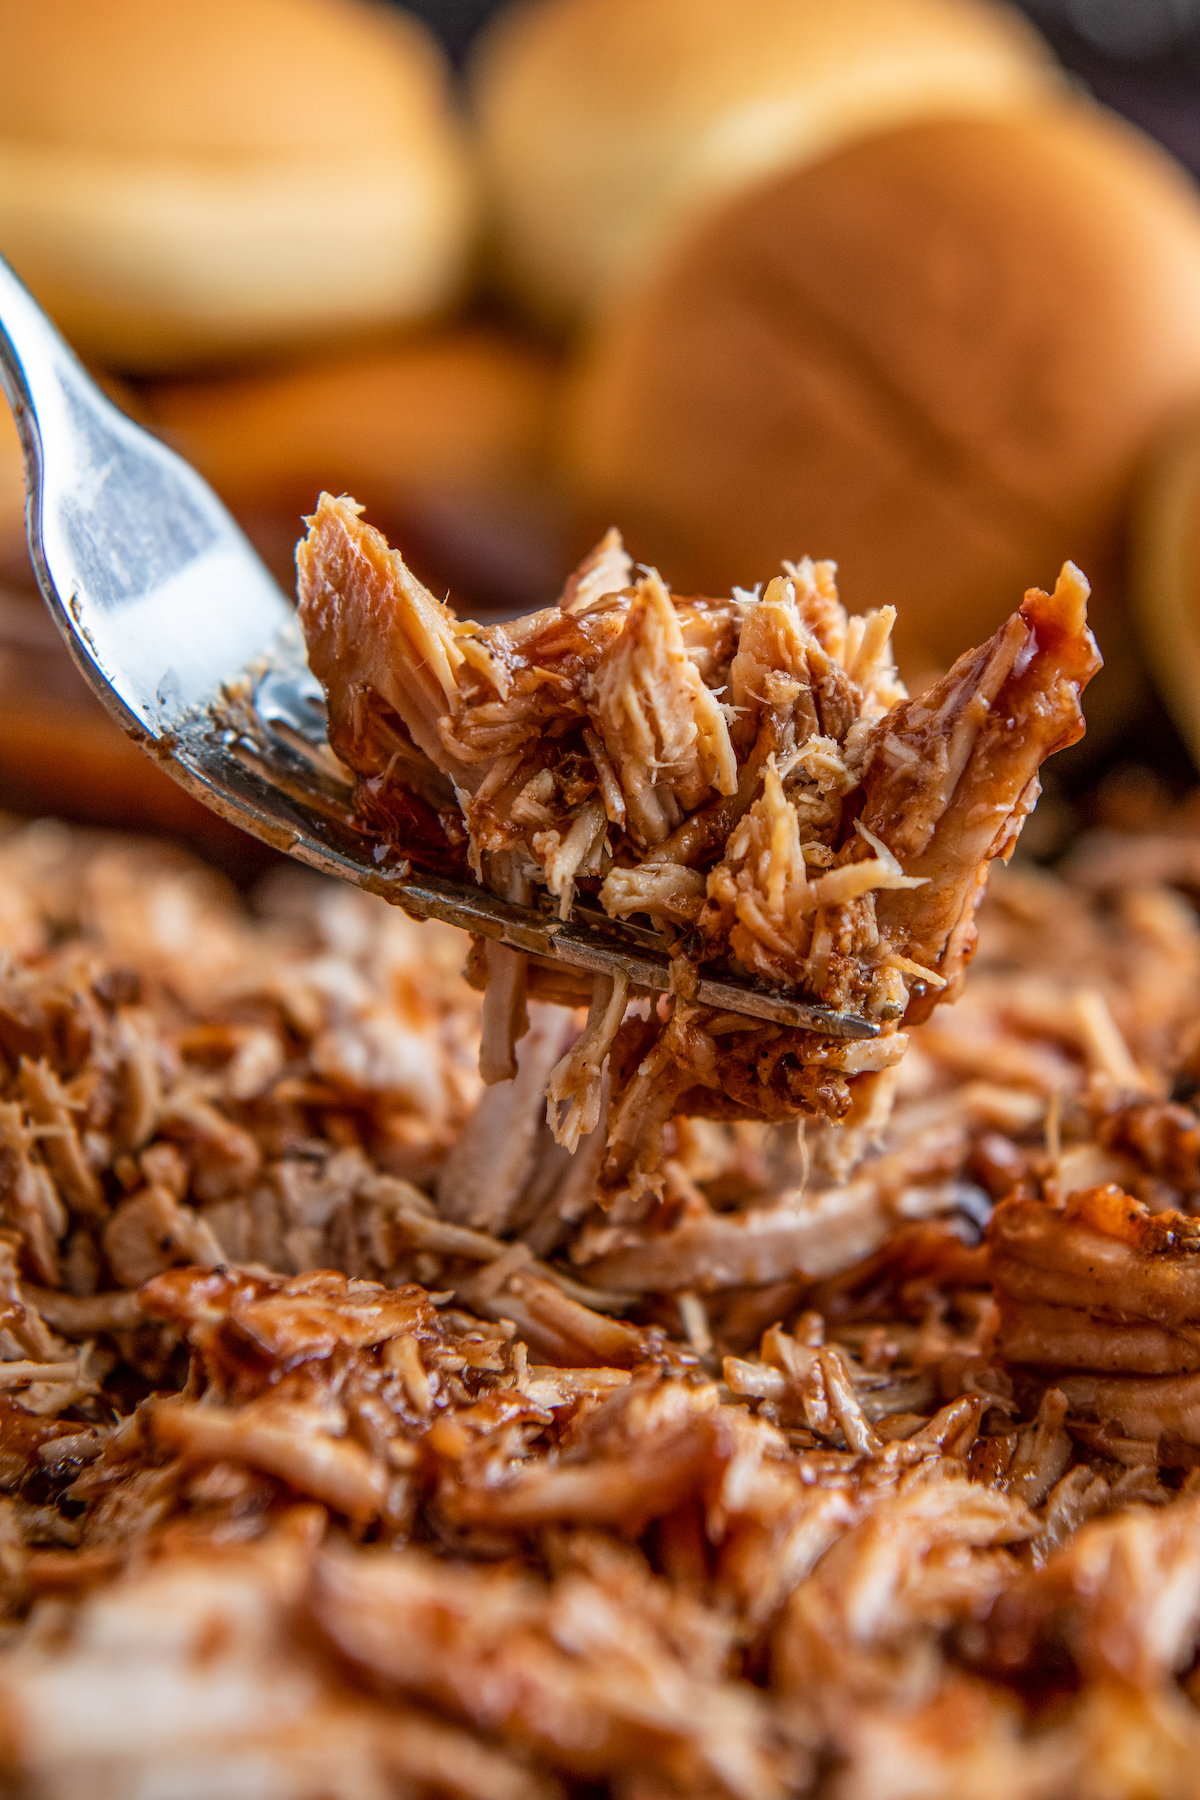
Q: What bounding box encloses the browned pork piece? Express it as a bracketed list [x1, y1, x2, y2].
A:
[299, 497, 1099, 1198]
[989, 1184, 1200, 1449]
[12, 816, 1200, 1795]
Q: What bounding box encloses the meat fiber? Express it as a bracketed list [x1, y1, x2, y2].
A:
[2, 812, 1200, 1795]
[297, 497, 1099, 1201]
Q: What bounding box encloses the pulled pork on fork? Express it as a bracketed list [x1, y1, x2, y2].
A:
[298, 496, 1099, 1200]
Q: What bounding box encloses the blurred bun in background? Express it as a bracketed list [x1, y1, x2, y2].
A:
[566, 103, 1200, 747]
[0, 0, 477, 370]
[472, 0, 1059, 328]
[3, 0, 1200, 826]
[140, 326, 564, 610]
[1132, 409, 1200, 771]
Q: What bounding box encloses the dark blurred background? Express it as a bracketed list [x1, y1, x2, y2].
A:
[999, 0, 1200, 172]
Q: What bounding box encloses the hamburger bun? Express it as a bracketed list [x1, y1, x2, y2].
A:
[472, 0, 1058, 328]
[0, 0, 477, 370]
[1132, 411, 1200, 771]
[565, 105, 1200, 747]
[141, 326, 565, 610]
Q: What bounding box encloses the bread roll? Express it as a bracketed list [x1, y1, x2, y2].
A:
[472, 0, 1057, 327]
[0, 0, 477, 369]
[1131, 411, 1200, 770]
[566, 105, 1200, 747]
[142, 326, 558, 511]
[141, 326, 565, 610]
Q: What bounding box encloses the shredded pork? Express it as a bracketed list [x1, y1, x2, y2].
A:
[5, 780, 1200, 1794]
[297, 499, 1099, 1205]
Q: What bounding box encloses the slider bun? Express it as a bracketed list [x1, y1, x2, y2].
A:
[566, 106, 1200, 746]
[472, 0, 1057, 327]
[141, 327, 564, 609]
[142, 328, 558, 511]
[0, 0, 477, 369]
[1132, 411, 1200, 770]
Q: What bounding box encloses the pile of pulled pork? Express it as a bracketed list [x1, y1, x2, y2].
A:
[4, 801, 1200, 1799]
[297, 500, 1099, 1204]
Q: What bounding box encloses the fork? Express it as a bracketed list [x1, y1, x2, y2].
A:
[0, 254, 876, 1042]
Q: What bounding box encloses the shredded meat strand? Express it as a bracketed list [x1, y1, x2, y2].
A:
[296, 500, 1099, 1206]
[1, 720, 1199, 1799]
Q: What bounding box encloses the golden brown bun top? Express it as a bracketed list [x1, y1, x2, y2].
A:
[141, 327, 560, 507]
[477, 0, 1051, 120]
[1131, 410, 1200, 770]
[0, 0, 456, 158]
[137, 327, 564, 612]
[473, 0, 1057, 324]
[566, 103, 1200, 746]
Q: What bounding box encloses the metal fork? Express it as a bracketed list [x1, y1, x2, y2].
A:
[0, 254, 876, 1042]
